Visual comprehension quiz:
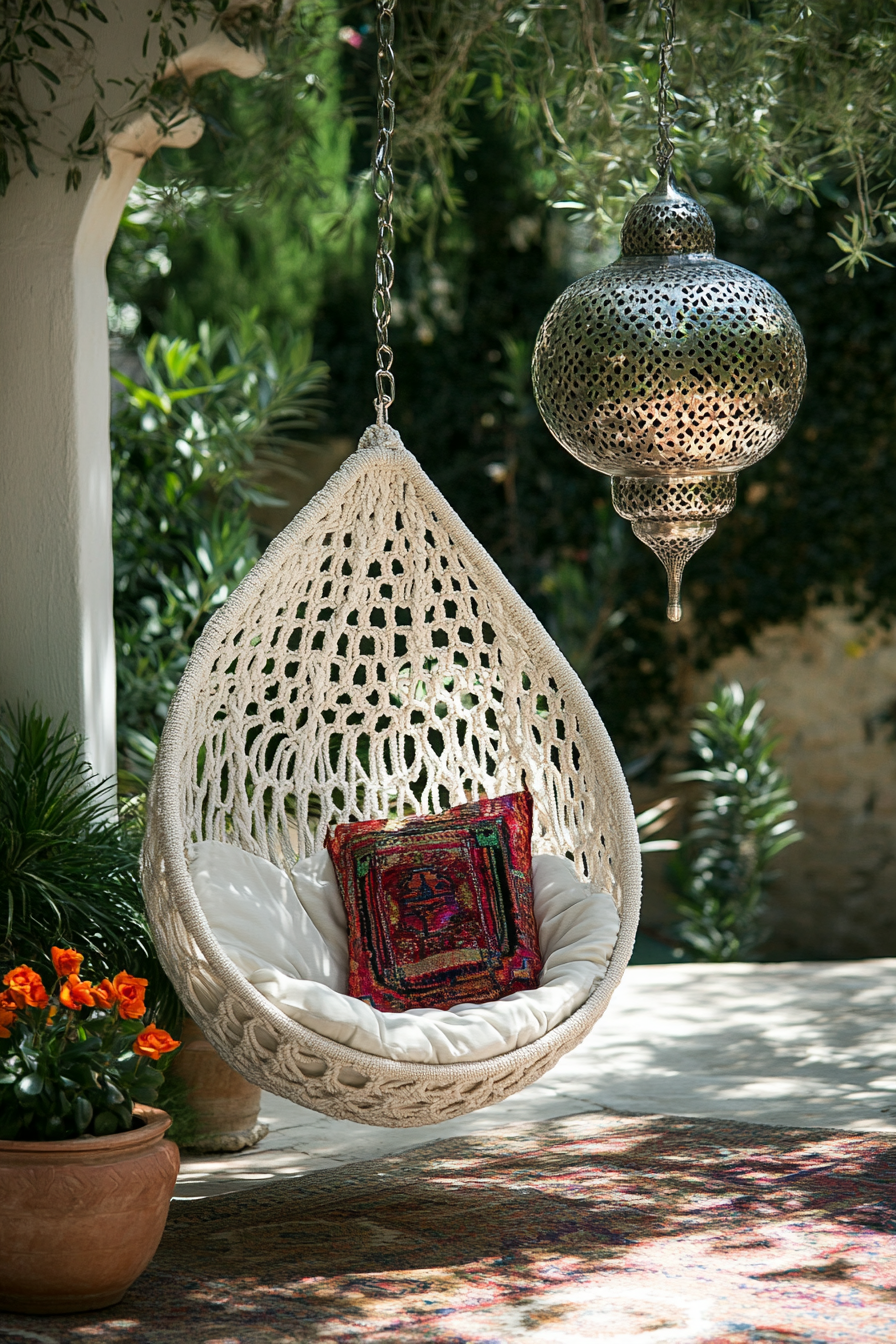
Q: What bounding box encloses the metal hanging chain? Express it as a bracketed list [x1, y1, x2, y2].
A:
[373, 0, 396, 426]
[655, 0, 678, 178]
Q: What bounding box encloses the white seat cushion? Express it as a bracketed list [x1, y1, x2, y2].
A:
[189, 840, 620, 1066]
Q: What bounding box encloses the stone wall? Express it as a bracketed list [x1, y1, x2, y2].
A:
[647, 607, 896, 959]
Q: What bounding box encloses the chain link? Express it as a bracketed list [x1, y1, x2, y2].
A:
[373, 0, 396, 425]
[654, 0, 677, 177]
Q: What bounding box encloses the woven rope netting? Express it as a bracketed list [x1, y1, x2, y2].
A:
[142, 427, 641, 1126]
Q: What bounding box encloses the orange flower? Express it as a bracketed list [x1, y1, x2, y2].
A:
[132, 1024, 181, 1060]
[112, 972, 148, 1020]
[3, 965, 49, 1010]
[91, 978, 117, 1010]
[59, 974, 96, 1010]
[0, 1007, 16, 1039]
[51, 946, 84, 979]
[0, 989, 18, 1013]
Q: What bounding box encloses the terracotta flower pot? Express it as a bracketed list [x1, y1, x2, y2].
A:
[169, 1017, 268, 1152]
[0, 1103, 179, 1314]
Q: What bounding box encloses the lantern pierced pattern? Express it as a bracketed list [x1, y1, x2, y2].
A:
[532, 170, 807, 620]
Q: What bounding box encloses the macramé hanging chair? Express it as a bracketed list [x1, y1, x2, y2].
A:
[142, 424, 641, 1127]
[141, 0, 640, 1129]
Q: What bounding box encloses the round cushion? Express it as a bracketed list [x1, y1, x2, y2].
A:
[189, 840, 620, 1066]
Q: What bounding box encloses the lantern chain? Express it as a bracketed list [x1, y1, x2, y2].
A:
[373, 0, 396, 426]
[655, 0, 677, 177]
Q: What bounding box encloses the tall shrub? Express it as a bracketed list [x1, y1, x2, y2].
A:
[112, 314, 328, 784]
[670, 682, 802, 961]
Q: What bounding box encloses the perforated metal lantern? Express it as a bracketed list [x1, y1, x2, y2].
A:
[532, 171, 807, 619]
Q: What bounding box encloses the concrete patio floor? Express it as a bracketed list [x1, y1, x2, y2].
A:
[174, 958, 896, 1200]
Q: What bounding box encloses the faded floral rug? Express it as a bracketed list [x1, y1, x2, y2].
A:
[1, 1111, 894, 1343]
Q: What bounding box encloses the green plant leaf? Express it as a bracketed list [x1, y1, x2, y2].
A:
[14, 1072, 43, 1099]
[72, 1094, 93, 1133]
[76, 105, 96, 146]
[92, 1109, 120, 1136]
[129, 1084, 159, 1104]
[31, 60, 60, 84]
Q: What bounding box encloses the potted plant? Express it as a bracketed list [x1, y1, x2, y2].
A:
[0, 945, 181, 1314]
[0, 704, 182, 1024]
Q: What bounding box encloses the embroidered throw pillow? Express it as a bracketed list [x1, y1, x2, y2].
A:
[326, 791, 543, 1012]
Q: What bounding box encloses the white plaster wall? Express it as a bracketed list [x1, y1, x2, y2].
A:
[0, 179, 111, 765]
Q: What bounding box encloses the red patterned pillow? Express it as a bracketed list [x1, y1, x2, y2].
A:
[326, 791, 543, 1012]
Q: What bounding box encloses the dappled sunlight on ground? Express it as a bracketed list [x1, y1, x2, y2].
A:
[175, 961, 896, 1205]
[2, 1111, 894, 1342]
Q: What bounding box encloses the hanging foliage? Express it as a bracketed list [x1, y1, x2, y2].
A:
[386, 0, 896, 274]
[5, 1, 895, 271]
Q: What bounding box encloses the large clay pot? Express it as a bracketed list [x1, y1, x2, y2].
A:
[169, 1017, 268, 1152]
[0, 1104, 179, 1314]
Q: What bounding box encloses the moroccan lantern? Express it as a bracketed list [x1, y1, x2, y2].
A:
[531, 8, 806, 620]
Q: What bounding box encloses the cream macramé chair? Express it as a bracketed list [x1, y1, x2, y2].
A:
[142, 424, 641, 1127]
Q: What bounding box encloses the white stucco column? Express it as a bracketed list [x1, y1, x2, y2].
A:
[0, 9, 261, 779]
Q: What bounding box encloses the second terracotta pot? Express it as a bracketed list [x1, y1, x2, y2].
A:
[169, 1017, 269, 1152]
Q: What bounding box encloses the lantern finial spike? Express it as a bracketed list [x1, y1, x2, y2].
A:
[655, 538, 687, 622]
[665, 566, 683, 623]
[631, 517, 722, 624]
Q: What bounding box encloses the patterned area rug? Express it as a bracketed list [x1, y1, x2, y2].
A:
[1, 1111, 894, 1343]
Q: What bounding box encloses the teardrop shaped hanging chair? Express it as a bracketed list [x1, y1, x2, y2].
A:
[141, 0, 641, 1129]
[142, 422, 641, 1126]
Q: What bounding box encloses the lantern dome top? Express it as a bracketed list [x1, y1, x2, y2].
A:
[620, 170, 715, 257]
